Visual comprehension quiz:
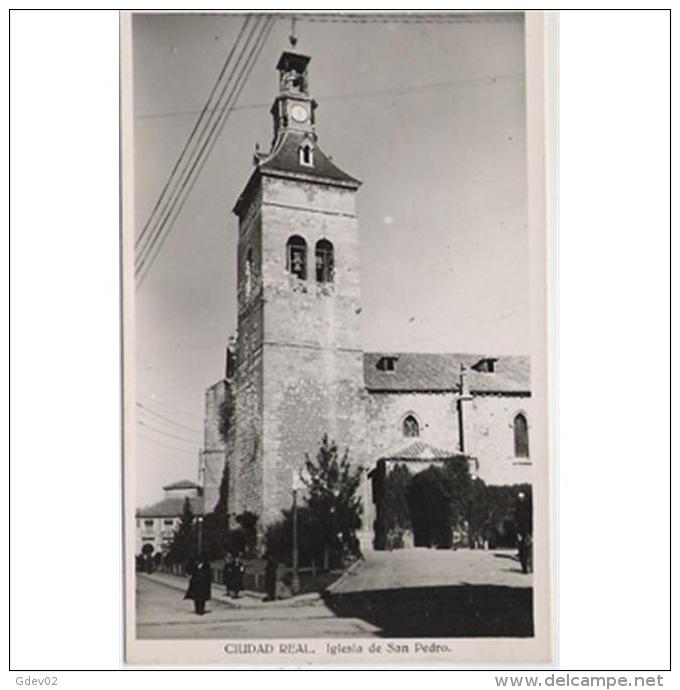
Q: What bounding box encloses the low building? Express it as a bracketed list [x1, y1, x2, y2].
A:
[135, 479, 204, 556]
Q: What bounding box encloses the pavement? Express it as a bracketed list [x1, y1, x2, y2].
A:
[329, 547, 531, 593]
[139, 570, 323, 609]
[136, 548, 533, 639]
[136, 575, 380, 639]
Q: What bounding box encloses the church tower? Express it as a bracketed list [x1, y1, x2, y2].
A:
[231, 50, 366, 532]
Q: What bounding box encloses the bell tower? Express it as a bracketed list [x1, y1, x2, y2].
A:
[230, 49, 368, 535]
[270, 51, 316, 138]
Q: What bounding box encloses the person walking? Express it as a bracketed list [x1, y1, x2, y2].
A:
[223, 553, 246, 598]
[184, 558, 212, 615]
[232, 554, 246, 598]
[515, 491, 533, 574]
[223, 553, 235, 597]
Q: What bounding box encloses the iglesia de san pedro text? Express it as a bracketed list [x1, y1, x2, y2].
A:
[198, 49, 533, 552]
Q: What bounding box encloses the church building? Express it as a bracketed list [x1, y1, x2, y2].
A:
[199, 50, 533, 551]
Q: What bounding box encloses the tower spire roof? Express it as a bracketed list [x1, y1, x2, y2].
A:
[234, 49, 360, 215]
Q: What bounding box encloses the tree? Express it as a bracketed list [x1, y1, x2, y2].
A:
[408, 466, 452, 548]
[234, 510, 259, 557]
[442, 457, 474, 531]
[380, 463, 413, 549]
[166, 497, 195, 564]
[197, 511, 231, 560]
[265, 506, 324, 566]
[302, 435, 363, 568]
[189, 509, 260, 562]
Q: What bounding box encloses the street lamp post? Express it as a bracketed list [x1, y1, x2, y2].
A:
[197, 515, 204, 558]
[291, 471, 302, 594]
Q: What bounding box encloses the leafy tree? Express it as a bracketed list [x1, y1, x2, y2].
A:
[302, 435, 363, 568]
[442, 457, 474, 532]
[186, 509, 261, 561]
[166, 497, 195, 564]
[465, 477, 490, 547]
[197, 511, 231, 560]
[234, 510, 259, 557]
[265, 506, 324, 566]
[469, 483, 532, 548]
[408, 466, 452, 548]
[380, 463, 413, 549]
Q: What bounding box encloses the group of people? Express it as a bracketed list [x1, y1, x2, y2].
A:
[183, 553, 245, 615]
[183, 552, 279, 615]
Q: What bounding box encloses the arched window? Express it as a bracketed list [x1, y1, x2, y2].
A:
[513, 413, 529, 458]
[286, 235, 307, 280]
[315, 239, 334, 283]
[299, 144, 314, 166]
[403, 415, 420, 438]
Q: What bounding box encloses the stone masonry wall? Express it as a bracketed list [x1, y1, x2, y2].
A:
[464, 393, 534, 486]
[232, 189, 265, 521]
[364, 391, 461, 461]
[364, 390, 534, 487]
[258, 176, 366, 527]
[200, 379, 228, 512]
[262, 345, 366, 526]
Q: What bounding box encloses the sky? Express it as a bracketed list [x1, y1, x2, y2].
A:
[131, 12, 529, 506]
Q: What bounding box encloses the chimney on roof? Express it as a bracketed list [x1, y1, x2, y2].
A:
[459, 363, 470, 398]
[457, 363, 472, 454]
[472, 357, 498, 373]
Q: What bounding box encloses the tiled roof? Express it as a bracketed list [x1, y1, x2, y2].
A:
[380, 439, 466, 461]
[136, 495, 204, 519]
[162, 479, 201, 491]
[259, 131, 360, 188]
[364, 352, 530, 394]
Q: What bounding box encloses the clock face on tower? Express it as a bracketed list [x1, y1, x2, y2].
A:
[290, 104, 308, 123]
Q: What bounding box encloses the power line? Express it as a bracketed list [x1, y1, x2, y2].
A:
[136, 401, 202, 434]
[137, 432, 200, 455]
[137, 419, 200, 445]
[135, 16, 265, 277]
[135, 16, 275, 287]
[136, 16, 269, 280]
[279, 12, 523, 24]
[135, 14, 253, 254]
[135, 72, 523, 121]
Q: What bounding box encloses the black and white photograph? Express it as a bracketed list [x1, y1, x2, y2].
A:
[122, 10, 551, 664]
[10, 6, 673, 677]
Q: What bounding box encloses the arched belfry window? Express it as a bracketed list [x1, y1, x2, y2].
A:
[315, 239, 334, 283]
[286, 235, 307, 280]
[403, 415, 420, 438]
[513, 413, 529, 458]
[299, 144, 314, 167]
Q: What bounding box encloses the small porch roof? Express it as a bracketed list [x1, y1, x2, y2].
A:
[370, 439, 472, 466]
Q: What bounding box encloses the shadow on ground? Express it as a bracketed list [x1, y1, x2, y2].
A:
[323, 584, 533, 637]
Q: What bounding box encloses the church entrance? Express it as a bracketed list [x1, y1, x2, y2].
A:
[368, 443, 474, 551]
[407, 470, 453, 548]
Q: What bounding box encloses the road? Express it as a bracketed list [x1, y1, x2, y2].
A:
[136, 576, 379, 639]
[329, 548, 531, 593]
[136, 549, 533, 639]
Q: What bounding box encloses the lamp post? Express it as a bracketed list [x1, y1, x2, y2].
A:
[291, 470, 302, 594]
[197, 515, 204, 558]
